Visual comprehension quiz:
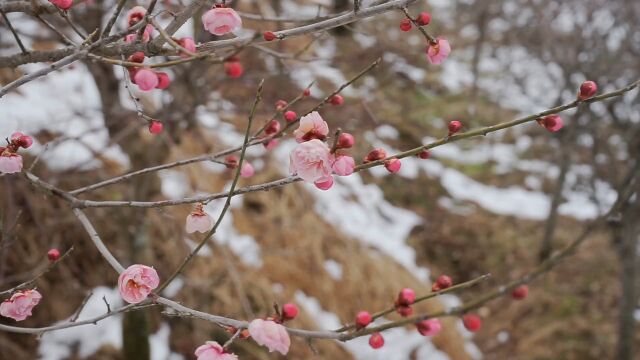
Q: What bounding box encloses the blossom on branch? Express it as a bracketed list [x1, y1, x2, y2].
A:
[202, 7, 242, 36]
[0, 289, 42, 321]
[293, 111, 329, 143]
[426, 37, 451, 65]
[248, 319, 291, 355]
[289, 139, 333, 183]
[117, 264, 159, 304]
[186, 203, 214, 234]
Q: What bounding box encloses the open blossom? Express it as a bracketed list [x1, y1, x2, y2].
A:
[290, 139, 333, 183]
[118, 264, 159, 304]
[134, 68, 159, 91]
[416, 319, 442, 336]
[332, 155, 355, 176]
[202, 7, 242, 36]
[293, 112, 329, 142]
[186, 203, 214, 234]
[426, 38, 451, 65]
[195, 341, 238, 360]
[0, 289, 42, 321]
[0, 153, 23, 174]
[248, 319, 290, 355]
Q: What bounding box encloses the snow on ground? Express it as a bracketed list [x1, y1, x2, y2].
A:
[365, 128, 616, 221]
[295, 291, 451, 360]
[0, 63, 130, 171]
[324, 259, 344, 280]
[38, 287, 183, 360]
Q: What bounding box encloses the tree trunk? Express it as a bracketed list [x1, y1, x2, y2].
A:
[614, 169, 639, 359]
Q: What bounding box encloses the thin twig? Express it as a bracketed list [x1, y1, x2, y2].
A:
[155, 79, 265, 293]
[0, 8, 27, 53]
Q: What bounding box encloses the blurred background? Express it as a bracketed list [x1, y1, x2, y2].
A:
[0, 0, 639, 359]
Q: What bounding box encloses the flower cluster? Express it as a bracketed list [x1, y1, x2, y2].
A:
[289, 112, 357, 190]
[125, 53, 171, 92]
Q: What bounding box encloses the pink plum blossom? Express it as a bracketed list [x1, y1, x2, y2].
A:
[118, 264, 159, 304]
[202, 7, 242, 36]
[416, 319, 442, 336]
[0, 153, 23, 174]
[426, 38, 451, 65]
[289, 139, 333, 183]
[0, 289, 42, 321]
[293, 111, 329, 142]
[134, 68, 159, 91]
[240, 162, 255, 178]
[194, 341, 238, 360]
[248, 319, 290, 355]
[186, 203, 214, 234]
[332, 155, 355, 176]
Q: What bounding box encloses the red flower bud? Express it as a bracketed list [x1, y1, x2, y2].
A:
[282, 303, 299, 320]
[400, 19, 412, 32]
[417, 12, 431, 26]
[368, 332, 385, 349]
[47, 248, 61, 262]
[384, 158, 402, 173]
[355, 311, 372, 329]
[435, 275, 452, 290]
[224, 61, 243, 78]
[578, 80, 597, 100]
[462, 314, 482, 332]
[225, 155, 239, 169]
[364, 148, 387, 163]
[284, 111, 297, 122]
[511, 285, 529, 300]
[397, 287, 416, 306]
[148, 120, 164, 134]
[329, 94, 344, 106]
[448, 120, 462, 135]
[418, 149, 431, 159]
[265, 120, 281, 135]
[263, 31, 277, 41]
[337, 133, 355, 149]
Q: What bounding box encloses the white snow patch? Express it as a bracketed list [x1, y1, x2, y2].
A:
[323, 259, 343, 280]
